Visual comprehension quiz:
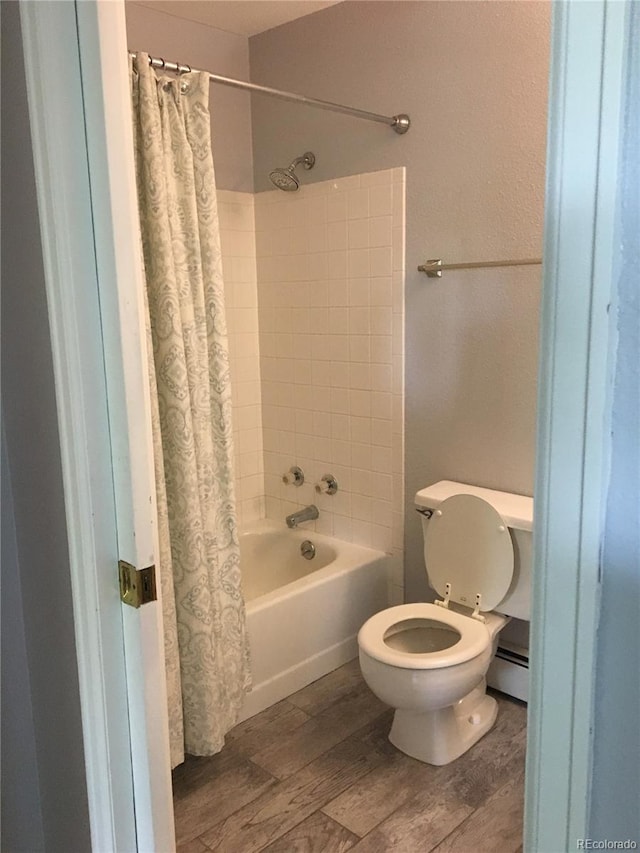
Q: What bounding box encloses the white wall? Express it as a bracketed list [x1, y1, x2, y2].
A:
[1, 5, 91, 847]
[249, 0, 549, 601]
[126, 1, 255, 191]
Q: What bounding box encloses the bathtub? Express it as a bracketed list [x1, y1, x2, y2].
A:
[238, 519, 390, 721]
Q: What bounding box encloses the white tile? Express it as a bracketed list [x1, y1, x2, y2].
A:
[369, 184, 393, 217]
[371, 446, 392, 473]
[306, 195, 327, 225]
[392, 226, 404, 272]
[328, 334, 350, 361]
[332, 439, 351, 467]
[309, 280, 329, 307]
[351, 518, 372, 547]
[348, 278, 370, 307]
[329, 307, 349, 334]
[371, 363, 393, 393]
[327, 192, 348, 222]
[347, 219, 369, 249]
[371, 391, 392, 420]
[330, 361, 350, 389]
[333, 514, 353, 543]
[351, 442, 372, 471]
[369, 216, 393, 248]
[312, 360, 332, 386]
[330, 489, 351, 518]
[313, 411, 332, 438]
[371, 306, 393, 335]
[315, 511, 334, 536]
[329, 280, 349, 307]
[314, 436, 332, 463]
[350, 416, 371, 444]
[349, 389, 371, 417]
[327, 221, 348, 251]
[328, 251, 348, 280]
[348, 249, 370, 279]
[308, 252, 329, 281]
[331, 413, 350, 438]
[371, 472, 393, 498]
[370, 247, 392, 278]
[349, 335, 370, 363]
[349, 363, 371, 390]
[291, 307, 310, 334]
[293, 334, 313, 359]
[294, 359, 312, 386]
[371, 335, 392, 364]
[330, 387, 350, 414]
[347, 188, 369, 220]
[392, 182, 405, 221]
[371, 526, 392, 553]
[309, 307, 329, 335]
[351, 467, 371, 496]
[352, 494, 372, 521]
[349, 307, 370, 335]
[308, 224, 327, 254]
[371, 418, 392, 447]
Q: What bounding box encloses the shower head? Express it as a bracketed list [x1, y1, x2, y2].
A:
[269, 151, 315, 191]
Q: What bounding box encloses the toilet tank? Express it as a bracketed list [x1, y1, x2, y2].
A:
[415, 481, 533, 621]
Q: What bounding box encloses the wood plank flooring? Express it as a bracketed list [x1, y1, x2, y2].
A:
[173, 660, 527, 852]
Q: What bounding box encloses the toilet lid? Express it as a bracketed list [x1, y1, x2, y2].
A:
[424, 494, 514, 612]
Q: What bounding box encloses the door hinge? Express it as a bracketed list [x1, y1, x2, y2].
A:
[118, 560, 157, 608]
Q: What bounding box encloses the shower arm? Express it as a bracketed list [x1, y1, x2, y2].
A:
[129, 52, 411, 135]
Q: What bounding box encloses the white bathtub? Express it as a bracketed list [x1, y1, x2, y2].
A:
[238, 519, 390, 721]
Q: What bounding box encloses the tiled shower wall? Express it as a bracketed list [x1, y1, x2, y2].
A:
[218, 171, 405, 603]
[255, 168, 405, 603]
[217, 190, 265, 528]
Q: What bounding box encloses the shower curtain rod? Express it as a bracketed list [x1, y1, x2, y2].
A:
[129, 52, 411, 134]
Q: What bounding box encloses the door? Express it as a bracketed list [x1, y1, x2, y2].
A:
[20, 1, 175, 850]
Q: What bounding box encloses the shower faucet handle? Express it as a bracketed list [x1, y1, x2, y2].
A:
[283, 466, 305, 487]
[315, 474, 338, 496]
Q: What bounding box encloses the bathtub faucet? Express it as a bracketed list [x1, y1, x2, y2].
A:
[286, 505, 319, 528]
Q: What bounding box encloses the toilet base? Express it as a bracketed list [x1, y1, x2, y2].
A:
[388, 680, 498, 765]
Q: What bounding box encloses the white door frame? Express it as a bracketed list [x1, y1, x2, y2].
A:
[20, 2, 174, 850]
[525, 1, 627, 850]
[20, 0, 628, 849]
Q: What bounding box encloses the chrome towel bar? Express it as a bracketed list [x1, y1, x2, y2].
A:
[418, 258, 543, 277]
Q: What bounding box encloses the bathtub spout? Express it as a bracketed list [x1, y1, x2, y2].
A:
[286, 505, 319, 528]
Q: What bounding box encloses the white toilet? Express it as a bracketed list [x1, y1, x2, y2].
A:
[358, 480, 533, 766]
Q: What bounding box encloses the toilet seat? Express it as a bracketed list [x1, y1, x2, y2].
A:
[358, 603, 490, 670]
[425, 494, 514, 612]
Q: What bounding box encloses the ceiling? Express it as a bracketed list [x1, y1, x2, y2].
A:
[131, 1, 344, 37]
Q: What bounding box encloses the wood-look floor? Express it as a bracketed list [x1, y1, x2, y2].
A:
[172, 660, 527, 853]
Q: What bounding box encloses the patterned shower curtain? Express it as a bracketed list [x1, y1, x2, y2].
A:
[130, 54, 251, 768]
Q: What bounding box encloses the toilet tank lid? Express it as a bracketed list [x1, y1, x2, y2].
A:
[415, 481, 533, 532]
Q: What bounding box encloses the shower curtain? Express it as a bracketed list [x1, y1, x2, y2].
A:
[130, 54, 251, 768]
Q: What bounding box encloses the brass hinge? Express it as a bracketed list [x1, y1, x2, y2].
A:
[118, 560, 157, 608]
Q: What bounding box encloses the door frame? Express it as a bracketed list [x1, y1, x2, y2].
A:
[525, 1, 627, 850]
[20, 2, 174, 850]
[20, 0, 627, 849]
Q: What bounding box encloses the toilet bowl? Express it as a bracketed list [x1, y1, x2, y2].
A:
[358, 481, 533, 766]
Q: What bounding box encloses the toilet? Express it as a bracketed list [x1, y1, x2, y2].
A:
[358, 480, 533, 766]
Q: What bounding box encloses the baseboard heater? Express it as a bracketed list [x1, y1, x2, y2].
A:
[487, 645, 529, 703]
